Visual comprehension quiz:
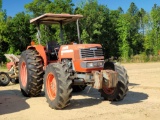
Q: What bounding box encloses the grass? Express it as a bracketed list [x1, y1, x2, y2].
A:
[0, 66, 7, 72]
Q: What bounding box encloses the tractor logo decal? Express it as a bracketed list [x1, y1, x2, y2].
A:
[62, 46, 69, 50]
[90, 48, 97, 50]
[61, 49, 73, 55]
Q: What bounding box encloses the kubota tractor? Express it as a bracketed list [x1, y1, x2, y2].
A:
[18, 13, 129, 109]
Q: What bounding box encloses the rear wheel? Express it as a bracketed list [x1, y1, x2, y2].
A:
[0, 72, 10, 86]
[99, 62, 129, 101]
[19, 49, 44, 97]
[44, 63, 72, 109]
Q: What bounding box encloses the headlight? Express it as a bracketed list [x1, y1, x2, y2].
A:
[93, 62, 98, 67]
[81, 60, 104, 68]
[86, 62, 94, 68]
[98, 61, 103, 66]
[86, 61, 103, 68]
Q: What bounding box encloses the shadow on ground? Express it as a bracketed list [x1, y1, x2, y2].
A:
[0, 89, 30, 115]
[110, 91, 148, 105]
[65, 85, 148, 109]
[65, 87, 102, 110]
[0, 83, 148, 111]
[129, 82, 140, 86]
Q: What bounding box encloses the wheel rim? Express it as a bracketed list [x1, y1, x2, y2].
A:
[20, 62, 27, 87]
[0, 73, 9, 83]
[102, 87, 115, 94]
[46, 73, 57, 100]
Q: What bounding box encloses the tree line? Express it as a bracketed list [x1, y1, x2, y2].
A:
[0, 0, 160, 62]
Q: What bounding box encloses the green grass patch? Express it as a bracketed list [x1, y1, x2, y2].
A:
[0, 63, 7, 72]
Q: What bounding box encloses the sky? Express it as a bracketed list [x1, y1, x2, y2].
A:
[2, 0, 160, 17]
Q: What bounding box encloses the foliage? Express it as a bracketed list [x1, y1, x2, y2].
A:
[0, 0, 160, 63]
[116, 14, 130, 61]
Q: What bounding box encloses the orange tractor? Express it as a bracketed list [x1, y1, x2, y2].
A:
[19, 13, 129, 109]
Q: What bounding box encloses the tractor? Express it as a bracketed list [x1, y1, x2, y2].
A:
[18, 13, 129, 109]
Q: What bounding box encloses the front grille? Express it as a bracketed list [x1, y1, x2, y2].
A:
[80, 47, 103, 58]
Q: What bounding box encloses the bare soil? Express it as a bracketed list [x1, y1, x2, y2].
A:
[0, 62, 160, 120]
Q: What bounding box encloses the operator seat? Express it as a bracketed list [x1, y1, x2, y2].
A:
[46, 40, 60, 60]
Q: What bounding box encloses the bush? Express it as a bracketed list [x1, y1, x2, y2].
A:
[119, 53, 160, 63]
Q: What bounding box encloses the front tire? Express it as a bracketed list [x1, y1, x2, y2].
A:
[19, 49, 44, 97]
[44, 63, 72, 109]
[99, 62, 129, 101]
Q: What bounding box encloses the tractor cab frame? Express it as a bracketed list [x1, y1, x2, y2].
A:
[30, 13, 83, 44]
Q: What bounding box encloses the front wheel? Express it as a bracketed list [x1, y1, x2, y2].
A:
[44, 63, 72, 109]
[99, 62, 129, 101]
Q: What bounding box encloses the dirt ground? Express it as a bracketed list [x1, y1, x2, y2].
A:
[0, 62, 160, 120]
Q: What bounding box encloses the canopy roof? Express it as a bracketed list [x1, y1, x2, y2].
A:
[30, 13, 83, 25]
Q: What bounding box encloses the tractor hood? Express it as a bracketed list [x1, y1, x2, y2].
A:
[58, 44, 104, 60]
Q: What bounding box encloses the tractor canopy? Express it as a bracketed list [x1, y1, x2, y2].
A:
[30, 13, 83, 44]
[30, 13, 83, 25]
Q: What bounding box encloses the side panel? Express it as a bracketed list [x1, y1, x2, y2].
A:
[27, 45, 47, 68]
[58, 45, 77, 60]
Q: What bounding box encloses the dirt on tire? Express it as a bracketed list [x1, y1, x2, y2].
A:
[0, 62, 160, 120]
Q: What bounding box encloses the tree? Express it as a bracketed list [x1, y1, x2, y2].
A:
[4, 12, 31, 54]
[105, 9, 122, 58]
[116, 14, 130, 61]
[25, 0, 51, 17]
[150, 4, 160, 55]
[0, 0, 8, 62]
[25, 0, 75, 45]
[46, 0, 75, 44]
[75, 0, 117, 58]
[127, 2, 144, 55]
[138, 8, 146, 36]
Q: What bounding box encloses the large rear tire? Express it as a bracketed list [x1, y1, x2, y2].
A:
[99, 62, 129, 101]
[19, 49, 44, 97]
[44, 63, 72, 109]
[0, 72, 10, 86]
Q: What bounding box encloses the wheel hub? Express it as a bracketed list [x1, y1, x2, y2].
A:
[20, 62, 27, 87]
[51, 81, 56, 91]
[0, 74, 8, 81]
[102, 80, 115, 94]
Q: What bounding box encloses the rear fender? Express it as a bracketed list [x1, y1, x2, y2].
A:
[27, 45, 47, 68]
